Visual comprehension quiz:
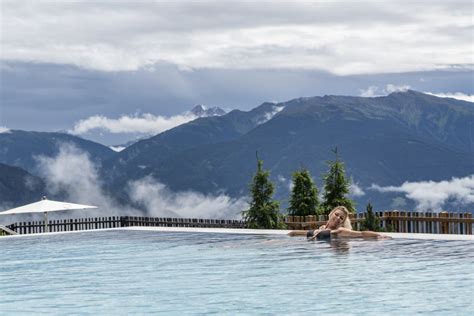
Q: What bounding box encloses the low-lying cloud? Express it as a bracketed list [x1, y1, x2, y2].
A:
[385, 84, 410, 93]
[36, 143, 248, 219]
[369, 175, 474, 211]
[258, 106, 285, 125]
[69, 112, 199, 135]
[360, 84, 474, 103]
[128, 177, 247, 219]
[424, 92, 474, 103]
[35, 143, 128, 216]
[359, 84, 410, 97]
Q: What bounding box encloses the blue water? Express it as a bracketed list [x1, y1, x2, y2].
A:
[0, 230, 473, 315]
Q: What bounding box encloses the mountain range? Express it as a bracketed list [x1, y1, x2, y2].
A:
[1, 91, 473, 213]
[0, 163, 46, 209]
[109, 104, 228, 151]
[0, 130, 115, 175]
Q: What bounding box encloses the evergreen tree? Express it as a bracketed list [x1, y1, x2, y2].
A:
[288, 168, 320, 216]
[320, 147, 356, 215]
[242, 155, 285, 229]
[360, 203, 382, 231]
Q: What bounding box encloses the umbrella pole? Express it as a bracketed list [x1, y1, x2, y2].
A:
[44, 211, 48, 233]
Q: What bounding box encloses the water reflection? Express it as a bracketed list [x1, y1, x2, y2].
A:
[328, 239, 351, 254]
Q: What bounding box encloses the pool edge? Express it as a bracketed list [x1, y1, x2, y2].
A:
[1, 227, 473, 240]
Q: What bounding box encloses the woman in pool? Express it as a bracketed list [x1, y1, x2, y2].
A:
[288, 206, 389, 240]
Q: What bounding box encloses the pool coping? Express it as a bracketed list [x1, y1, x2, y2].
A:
[1, 226, 473, 240]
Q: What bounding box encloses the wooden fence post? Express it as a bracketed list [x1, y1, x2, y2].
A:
[466, 213, 473, 235]
[393, 211, 399, 232]
[450, 213, 456, 234]
[414, 212, 420, 233]
[440, 212, 448, 234]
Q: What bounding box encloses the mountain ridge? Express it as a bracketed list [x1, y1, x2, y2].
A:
[0, 130, 116, 175]
[0, 91, 472, 212]
[104, 90, 473, 210]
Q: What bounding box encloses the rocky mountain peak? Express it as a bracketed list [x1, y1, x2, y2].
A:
[191, 105, 226, 117]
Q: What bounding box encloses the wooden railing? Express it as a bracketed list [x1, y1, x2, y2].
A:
[4, 212, 473, 235]
[285, 211, 474, 235]
[6, 216, 246, 235]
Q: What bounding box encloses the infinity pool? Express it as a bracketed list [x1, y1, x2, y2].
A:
[1, 230, 473, 315]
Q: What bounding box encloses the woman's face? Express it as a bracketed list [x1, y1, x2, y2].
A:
[327, 209, 346, 228]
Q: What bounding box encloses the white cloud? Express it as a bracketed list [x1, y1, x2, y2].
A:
[277, 174, 293, 192]
[369, 175, 474, 211]
[424, 92, 474, 103]
[69, 112, 198, 135]
[349, 182, 365, 197]
[35, 143, 247, 218]
[360, 85, 474, 103]
[277, 175, 287, 183]
[34, 143, 131, 216]
[128, 176, 248, 219]
[359, 84, 411, 97]
[0, 126, 11, 133]
[258, 106, 285, 125]
[385, 84, 410, 93]
[359, 85, 379, 97]
[2, 1, 472, 75]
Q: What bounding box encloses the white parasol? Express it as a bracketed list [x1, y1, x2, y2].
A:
[0, 196, 97, 233]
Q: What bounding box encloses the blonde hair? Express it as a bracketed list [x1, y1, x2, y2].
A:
[328, 206, 352, 230]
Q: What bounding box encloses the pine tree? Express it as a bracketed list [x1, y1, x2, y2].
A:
[242, 155, 285, 229]
[320, 147, 356, 215]
[360, 203, 382, 231]
[288, 168, 319, 216]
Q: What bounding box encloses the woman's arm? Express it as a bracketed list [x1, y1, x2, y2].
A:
[288, 225, 327, 237]
[331, 227, 390, 239]
[287, 231, 307, 237]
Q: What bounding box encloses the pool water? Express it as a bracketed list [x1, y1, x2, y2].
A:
[1, 230, 473, 315]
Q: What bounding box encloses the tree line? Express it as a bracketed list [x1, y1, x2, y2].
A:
[242, 148, 359, 229]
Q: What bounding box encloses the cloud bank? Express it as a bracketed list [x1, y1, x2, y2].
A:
[69, 105, 286, 137]
[360, 84, 473, 103]
[129, 177, 247, 219]
[36, 143, 247, 218]
[35, 143, 127, 216]
[69, 112, 199, 135]
[2, 1, 472, 75]
[359, 84, 410, 97]
[369, 175, 474, 211]
[424, 92, 474, 103]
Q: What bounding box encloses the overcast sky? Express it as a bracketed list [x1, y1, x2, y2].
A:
[1, 0, 473, 144]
